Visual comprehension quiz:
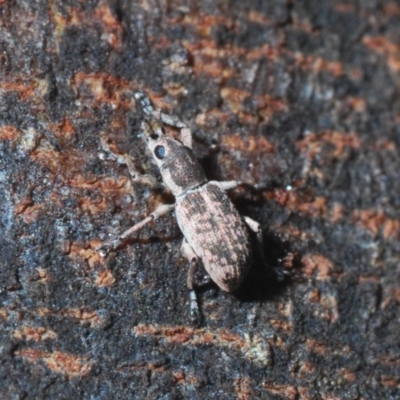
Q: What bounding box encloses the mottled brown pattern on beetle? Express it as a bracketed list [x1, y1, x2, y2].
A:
[176, 182, 252, 291]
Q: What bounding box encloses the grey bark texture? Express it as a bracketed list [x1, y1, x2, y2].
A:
[0, 1, 399, 399]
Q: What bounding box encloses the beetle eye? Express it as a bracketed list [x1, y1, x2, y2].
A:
[154, 145, 165, 159]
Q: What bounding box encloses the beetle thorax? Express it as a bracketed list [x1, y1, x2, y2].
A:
[160, 146, 207, 196]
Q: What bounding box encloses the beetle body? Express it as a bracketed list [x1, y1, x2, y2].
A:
[99, 92, 262, 318]
[145, 126, 252, 292]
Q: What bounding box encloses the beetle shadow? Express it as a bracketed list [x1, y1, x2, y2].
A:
[197, 149, 294, 303]
[233, 231, 293, 303]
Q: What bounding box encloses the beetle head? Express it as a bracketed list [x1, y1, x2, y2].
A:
[141, 119, 206, 196]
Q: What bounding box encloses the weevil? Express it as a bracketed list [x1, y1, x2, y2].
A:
[98, 91, 264, 320]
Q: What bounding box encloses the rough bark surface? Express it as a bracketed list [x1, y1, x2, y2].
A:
[0, 1, 399, 399]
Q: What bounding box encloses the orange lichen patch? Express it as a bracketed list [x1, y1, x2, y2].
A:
[220, 87, 287, 122]
[48, 2, 80, 45]
[270, 223, 314, 243]
[133, 324, 271, 365]
[195, 109, 233, 127]
[328, 202, 345, 223]
[18, 203, 43, 224]
[78, 194, 110, 215]
[245, 43, 282, 61]
[382, 218, 400, 239]
[66, 309, 106, 327]
[363, 36, 400, 74]
[297, 196, 327, 218]
[247, 10, 275, 25]
[305, 338, 327, 355]
[68, 242, 100, 265]
[68, 175, 131, 215]
[269, 187, 290, 206]
[183, 39, 236, 79]
[273, 191, 399, 243]
[72, 72, 135, 108]
[323, 131, 361, 157]
[234, 376, 254, 400]
[0, 78, 37, 100]
[49, 117, 76, 142]
[270, 189, 346, 225]
[384, 2, 400, 16]
[349, 67, 364, 81]
[15, 198, 34, 215]
[15, 349, 91, 377]
[179, 16, 349, 81]
[296, 132, 324, 160]
[278, 301, 294, 320]
[172, 370, 198, 386]
[337, 368, 356, 383]
[269, 319, 292, 332]
[69, 241, 103, 268]
[383, 287, 400, 307]
[27, 267, 51, 284]
[307, 289, 321, 303]
[94, 3, 123, 48]
[117, 361, 167, 374]
[301, 253, 338, 281]
[50, 2, 122, 49]
[0, 126, 21, 141]
[35, 267, 51, 284]
[95, 269, 116, 287]
[371, 138, 397, 152]
[30, 147, 67, 173]
[69, 174, 129, 191]
[353, 209, 400, 239]
[172, 370, 186, 384]
[295, 54, 344, 78]
[183, 13, 235, 38]
[15, 190, 63, 224]
[275, 188, 328, 218]
[263, 383, 298, 400]
[371, 355, 400, 372]
[12, 326, 57, 341]
[38, 307, 105, 328]
[334, 3, 356, 13]
[358, 275, 380, 284]
[347, 96, 367, 113]
[297, 361, 316, 378]
[297, 130, 361, 161]
[319, 293, 340, 323]
[380, 375, 400, 388]
[221, 134, 274, 154]
[68, 241, 116, 287]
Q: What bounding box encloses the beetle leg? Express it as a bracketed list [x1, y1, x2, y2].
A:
[179, 127, 193, 149]
[160, 113, 193, 149]
[124, 157, 165, 189]
[244, 216, 266, 263]
[212, 180, 241, 191]
[160, 112, 187, 128]
[134, 91, 193, 148]
[181, 239, 201, 321]
[100, 137, 165, 190]
[98, 203, 175, 256]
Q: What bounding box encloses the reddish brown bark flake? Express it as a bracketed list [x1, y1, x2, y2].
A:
[15, 349, 91, 377]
